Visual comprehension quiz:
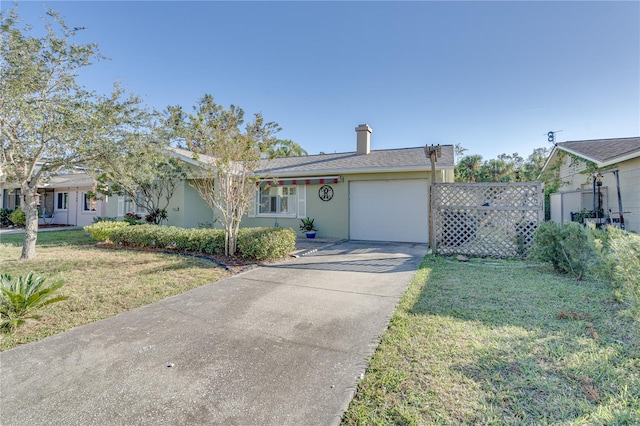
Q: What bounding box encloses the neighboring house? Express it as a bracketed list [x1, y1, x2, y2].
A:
[541, 136, 640, 233]
[156, 124, 455, 243]
[1, 172, 107, 227]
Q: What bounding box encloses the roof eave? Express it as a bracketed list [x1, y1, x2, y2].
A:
[256, 164, 453, 178]
[539, 145, 560, 178]
[597, 151, 640, 168]
[554, 145, 640, 168]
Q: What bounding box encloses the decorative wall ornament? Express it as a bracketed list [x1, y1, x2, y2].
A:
[318, 185, 334, 201]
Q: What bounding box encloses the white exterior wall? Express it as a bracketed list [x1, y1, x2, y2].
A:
[551, 155, 640, 233]
[51, 188, 105, 227]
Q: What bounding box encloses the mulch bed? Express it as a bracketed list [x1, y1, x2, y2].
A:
[94, 242, 286, 274]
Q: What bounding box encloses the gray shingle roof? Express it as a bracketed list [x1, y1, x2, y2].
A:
[47, 173, 96, 187]
[257, 145, 455, 177]
[557, 137, 640, 166]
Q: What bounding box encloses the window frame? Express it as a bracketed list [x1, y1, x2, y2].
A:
[257, 185, 297, 217]
[123, 194, 147, 216]
[55, 192, 69, 211]
[82, 192, 97, 212]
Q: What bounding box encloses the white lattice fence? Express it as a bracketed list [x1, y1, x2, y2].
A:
[433, 182, 544, 258]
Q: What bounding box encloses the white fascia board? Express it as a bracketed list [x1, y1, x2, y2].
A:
[257, 175, 341, 182]
[597, 151, 640, 168]
[556, 146, 602, 166]
[539, 146, 560, 178]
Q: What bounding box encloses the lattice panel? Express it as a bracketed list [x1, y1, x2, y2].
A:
[433, 183, 543, 258]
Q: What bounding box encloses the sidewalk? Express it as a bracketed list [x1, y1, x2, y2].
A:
[0, 225, 81, 235]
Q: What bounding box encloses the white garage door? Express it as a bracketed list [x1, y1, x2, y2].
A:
[349, 179, 429, 243]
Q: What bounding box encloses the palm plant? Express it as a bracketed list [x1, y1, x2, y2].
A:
[266, 139, 308, 158]
[0, 273, 68, 332]
[299, 217, 317, 232]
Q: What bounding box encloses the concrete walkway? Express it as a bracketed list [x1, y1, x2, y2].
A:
[0, 240, 428, 426]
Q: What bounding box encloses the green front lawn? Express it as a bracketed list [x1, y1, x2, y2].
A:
[0, 230, 230, 351]
[343, 256, 639, 425]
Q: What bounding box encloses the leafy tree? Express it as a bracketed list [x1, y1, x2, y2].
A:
[455, 148, 551, 183]
[167, 94, 280, 255]
[455, 154, 483, 182]
[95, 144, 186, 225]
[266, 139, 307, 158]
[0, 7, 149, 259]
[520, 147, 550, 181]
[454, 143, 468, 159]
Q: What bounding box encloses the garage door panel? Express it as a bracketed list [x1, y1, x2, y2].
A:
[350, 180, 428, 243]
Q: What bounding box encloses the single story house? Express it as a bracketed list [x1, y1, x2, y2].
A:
[139, 124, 455, 243]
[1, 171, 108, 227]
[540, 136, 640, 233]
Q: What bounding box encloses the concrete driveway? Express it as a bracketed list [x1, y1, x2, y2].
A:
[0, 240, 428, 426]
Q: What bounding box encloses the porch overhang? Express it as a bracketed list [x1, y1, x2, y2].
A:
[257, 176, 340, 187]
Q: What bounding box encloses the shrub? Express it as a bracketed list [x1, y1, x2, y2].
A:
[531, 221, 600, 280]
[533, 222, 640, 316]
[0, 208, 13, 227]
[93, 216, 118, 223]
[123, 212, 144, 225]
[0, 273, 68, 332]
[108, 225, 226, 255]
[145, 208, 168, 225]
[598, 227, 640, 317]
[84, 221, 130, 242]
[107, 225, 295, 261]
[237, 227, 296, 261]
[9, 208, 26, 227]
[570, 208, 595, 224]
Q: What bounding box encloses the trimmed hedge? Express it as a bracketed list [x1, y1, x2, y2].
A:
[107, 225, 225, 255]
[237, 227, 297, 261]
[84, 221, 130, 241]
[103, 225, 296, 261]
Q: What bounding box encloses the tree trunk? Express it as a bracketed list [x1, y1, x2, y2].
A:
[225, 222, 237, 256]
[20, 187, 39, 260]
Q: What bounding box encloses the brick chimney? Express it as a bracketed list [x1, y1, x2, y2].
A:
[355, 124, 372, 155]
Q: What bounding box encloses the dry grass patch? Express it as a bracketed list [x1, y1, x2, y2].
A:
[0, 230, 230, 351]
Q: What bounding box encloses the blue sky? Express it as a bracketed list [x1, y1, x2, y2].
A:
[10, 1, 640, 161]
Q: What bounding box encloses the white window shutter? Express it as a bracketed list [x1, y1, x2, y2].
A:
[297, 185, 306, 218]
[117, 196, 124, 216]
[248, 187, 257, 217]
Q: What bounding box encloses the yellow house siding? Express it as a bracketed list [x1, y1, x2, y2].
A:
[559, 156, 589, 190]
[554, 155, 640, 233]
[618, 157, 640, 232]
